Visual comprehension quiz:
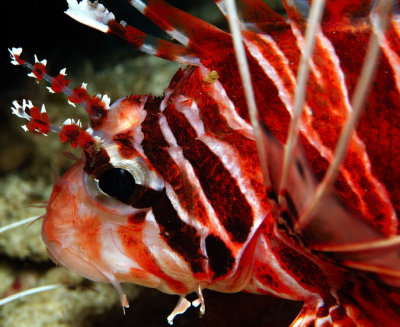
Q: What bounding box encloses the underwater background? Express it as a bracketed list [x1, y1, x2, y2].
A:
[0, 0, 301, 326]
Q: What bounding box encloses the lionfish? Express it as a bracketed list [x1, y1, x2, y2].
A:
[5, 0, 400, 325]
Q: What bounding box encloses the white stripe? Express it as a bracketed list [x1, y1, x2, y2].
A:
[173, 96, 205, 136]
[168, 93, 268, 242]
[171, 94, 265, 224]
[142, 218, 196, 292]
[317, 30, 397, 224]
[290, 24, 322, 82]
[127, 0, 190, 46]
[200, 135, 266, 223]
[199, 67, 254, 139]
[245, 35, 295, 115]
[158, 114, 232, 245]
[247, 27, 396, 221]
[375, 17, 400, 93]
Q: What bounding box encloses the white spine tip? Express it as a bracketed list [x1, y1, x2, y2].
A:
[102, 94, 111, 108]
[62, 118, 74, 126]
[11, 99, 32, 120]
[67, 100, 77, 107]
[9, 47, 23, 65]
[33, 55, 47, 65]
[86, 127, 94, 135]
[9, 47, 23, 56]
[27, 100, 34, 109]
[65, 0, 114, 34]
[46, 86, 55, 94]
[62, 118, 82, 128]
[60, 68, 67, 75]
[11, 100, 21, 109]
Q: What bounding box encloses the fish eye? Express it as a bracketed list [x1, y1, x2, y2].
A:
[98, 168, 137, 202]
[84, 152, 164, 212]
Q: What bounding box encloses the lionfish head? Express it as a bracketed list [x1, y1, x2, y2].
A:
[9, 46, 209, 300]
[42, 95, 175, 291]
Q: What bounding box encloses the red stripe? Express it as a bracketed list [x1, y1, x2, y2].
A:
[138, 97, 206, 275]
[324, 26, 400, 233]
[139, 97, 210, 226]
[163, 103, 254, 243]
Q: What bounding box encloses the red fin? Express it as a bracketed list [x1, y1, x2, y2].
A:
[65, 0, 199, 65]
[107, 20, 198, 65]
[334, 279, 400, 327]
[324, 0, 373, 24]
[127, 0, 230, 53]
[259, 121, 400, 286]
[215, 0, 284, 24]
[294, 280, 400, 327]
[292, 299, 358, 327]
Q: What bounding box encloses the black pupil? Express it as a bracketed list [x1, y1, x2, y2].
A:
[98, 168, 136, 202]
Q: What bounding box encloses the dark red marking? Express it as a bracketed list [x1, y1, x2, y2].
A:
[270, 237, 328, 293]
[145, 189, 205, 274]
[163, 104, 253, 243]
[113, 132, 137, 158]
[324, 0, 371, 24]
[284, 191, 299, 221]
[128, 212, 146, 225]
[83, 148, 111, 177]
[266, 187, 278, 204]
[25, 106, 50, 134]
[330, 306, 347, 322]
[140, 96, 209, 226]
[123, 96, 206, 273]
[205, 234, 234, 279]
[234, 0, 284, 26]
[108, 19, 146, 48]
[59, 124, 110, 176]
[60, 125, 95, 152]
[51, 73, 71, 93]
[14, 54, 24, 66]
[68, 85, 90, 104]
[325, 26, 400, 234]
[107, 19, 194, 63]
[32, 62, 46, 81]
[86, 96, 108, 128]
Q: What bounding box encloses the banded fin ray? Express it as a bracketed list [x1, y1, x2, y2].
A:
[65, 0, 199, 65]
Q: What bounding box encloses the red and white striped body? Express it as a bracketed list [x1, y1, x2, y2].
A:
[10, 0, 400, 326]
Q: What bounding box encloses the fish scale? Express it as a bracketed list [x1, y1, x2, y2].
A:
[5, 0, 400, 326]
